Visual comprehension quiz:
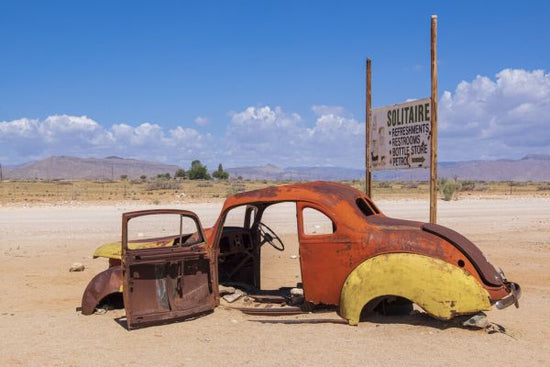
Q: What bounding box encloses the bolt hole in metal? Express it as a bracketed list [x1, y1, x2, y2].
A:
[457, 259, 465, 267]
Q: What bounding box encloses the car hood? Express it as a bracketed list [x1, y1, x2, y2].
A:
[92, 239, 173, 260]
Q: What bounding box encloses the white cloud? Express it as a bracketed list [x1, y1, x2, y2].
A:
[0, 115, 210, 165]
[310, 105, 348, 117]
[439, 68, 550, 160]
[229, 106, 302, 129]
[1, 68, 548, 168]
[223, 105, 364, 167]
[223, 106, 304, 166]
[194, 116, 209, 126]
[308, 105, 362, 140]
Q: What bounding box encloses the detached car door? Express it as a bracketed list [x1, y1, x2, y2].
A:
[122, 209, 217, 329]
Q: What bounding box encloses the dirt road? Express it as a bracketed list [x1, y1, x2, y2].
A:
[1, 197, 549, 366]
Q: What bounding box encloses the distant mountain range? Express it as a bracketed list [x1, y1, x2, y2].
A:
[2, 156, 180, 180]
[2, 154, 550, 181]
[373, 154, 550, 181]
[226, 164, 365, 181]
[227, 154, 550, 181]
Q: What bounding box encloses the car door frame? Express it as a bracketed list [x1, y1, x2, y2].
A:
[122, 209, 218, 329]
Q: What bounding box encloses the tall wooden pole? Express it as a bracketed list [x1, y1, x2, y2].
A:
[430, 15, 438, 224]
[365, 58, 372, 197]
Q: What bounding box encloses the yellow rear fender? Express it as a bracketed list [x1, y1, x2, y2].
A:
[339, 253, 491, 325]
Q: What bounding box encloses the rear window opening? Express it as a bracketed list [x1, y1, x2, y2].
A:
[356, 198, 379, 217]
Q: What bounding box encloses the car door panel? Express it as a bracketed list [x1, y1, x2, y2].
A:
[122, 210, 217, 329]
[297, 202, 353, 305]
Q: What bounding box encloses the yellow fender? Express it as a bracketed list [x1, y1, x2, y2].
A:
[339, 253, 491, 325]
[93, 240, 173, 260]
[93, 241, 122, 259]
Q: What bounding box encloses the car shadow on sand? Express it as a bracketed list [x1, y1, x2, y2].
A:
[361, 311, 510, 335]
[249, 310, 510, 335]
[249, 318, 349, 325]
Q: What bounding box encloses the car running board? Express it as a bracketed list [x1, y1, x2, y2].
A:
[234, 306, 307, 316]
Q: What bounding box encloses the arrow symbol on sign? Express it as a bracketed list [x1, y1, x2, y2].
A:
[412, 156, 426, 163]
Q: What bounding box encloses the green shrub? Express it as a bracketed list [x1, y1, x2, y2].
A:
[146, 180, 181, 191]
[460, 180, 476, 191]
[377, 181, 392, 189]
[212, 164, 229, 180]
[440, 179, 461, 201]
[402, 181, 419, 189]
[226, 183, 246, 196]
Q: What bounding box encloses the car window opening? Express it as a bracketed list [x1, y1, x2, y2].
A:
[126, 213, 203, 250]
[356, 198, 379, 217]
[302, 207, 336, 235]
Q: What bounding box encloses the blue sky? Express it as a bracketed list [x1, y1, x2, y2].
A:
[1, 1, 549, 169]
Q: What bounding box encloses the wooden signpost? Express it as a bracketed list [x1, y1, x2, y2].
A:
[365, 59, 372, 198]
[429, 15, 438, 224]
[365, 15, 438, 224]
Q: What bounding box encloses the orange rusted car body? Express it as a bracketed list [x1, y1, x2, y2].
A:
[81, 181, 520, 329]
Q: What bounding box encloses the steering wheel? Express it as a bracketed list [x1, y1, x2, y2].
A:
[258, 222, 285, 251]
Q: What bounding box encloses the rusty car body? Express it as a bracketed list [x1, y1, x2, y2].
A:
[81, 181, 520, 329]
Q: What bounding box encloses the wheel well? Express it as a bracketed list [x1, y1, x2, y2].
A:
[97, 292, 124, 310]
[339, 253, 491, 325]
[81, 265, 123, 315]
[361, 295, 414, 314]
[360, 295, 414, 320]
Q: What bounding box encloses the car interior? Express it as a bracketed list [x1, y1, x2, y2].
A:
[217, 203, 295, 294]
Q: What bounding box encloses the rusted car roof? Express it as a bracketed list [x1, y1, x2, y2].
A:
[223, 181, 379, 216]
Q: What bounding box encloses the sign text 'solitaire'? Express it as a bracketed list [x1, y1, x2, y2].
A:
[370, 98, 431, 171]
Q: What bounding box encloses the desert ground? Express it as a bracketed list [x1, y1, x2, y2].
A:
[1, 194, 549, 366]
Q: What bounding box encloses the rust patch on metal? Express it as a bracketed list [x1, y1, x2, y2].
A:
[423, 223, 500, 286]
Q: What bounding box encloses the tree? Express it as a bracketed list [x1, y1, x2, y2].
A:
[212, 163, 229, 180]
[140, 175, 147, 181]
[120, 174, 128, 180]
[188, 160, 211, 180]
[175, 168, 187, 179]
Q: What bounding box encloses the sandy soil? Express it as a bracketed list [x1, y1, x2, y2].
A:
[1, 197, 549, 366]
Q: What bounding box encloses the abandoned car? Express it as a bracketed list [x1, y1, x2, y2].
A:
[81, 181, 520, 329]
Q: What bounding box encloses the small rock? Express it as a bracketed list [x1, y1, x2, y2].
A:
[219, 285, 236, 296]
[290, 255, 298, 259]
[289, 287, 304, 306]
[223, 290, 243, 303]
[462, 312, 489, 329]
[290, 288, 304, 296]
[69, 263, 85, 272]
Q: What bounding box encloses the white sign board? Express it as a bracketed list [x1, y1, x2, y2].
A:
[370, 98, 431, 171]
